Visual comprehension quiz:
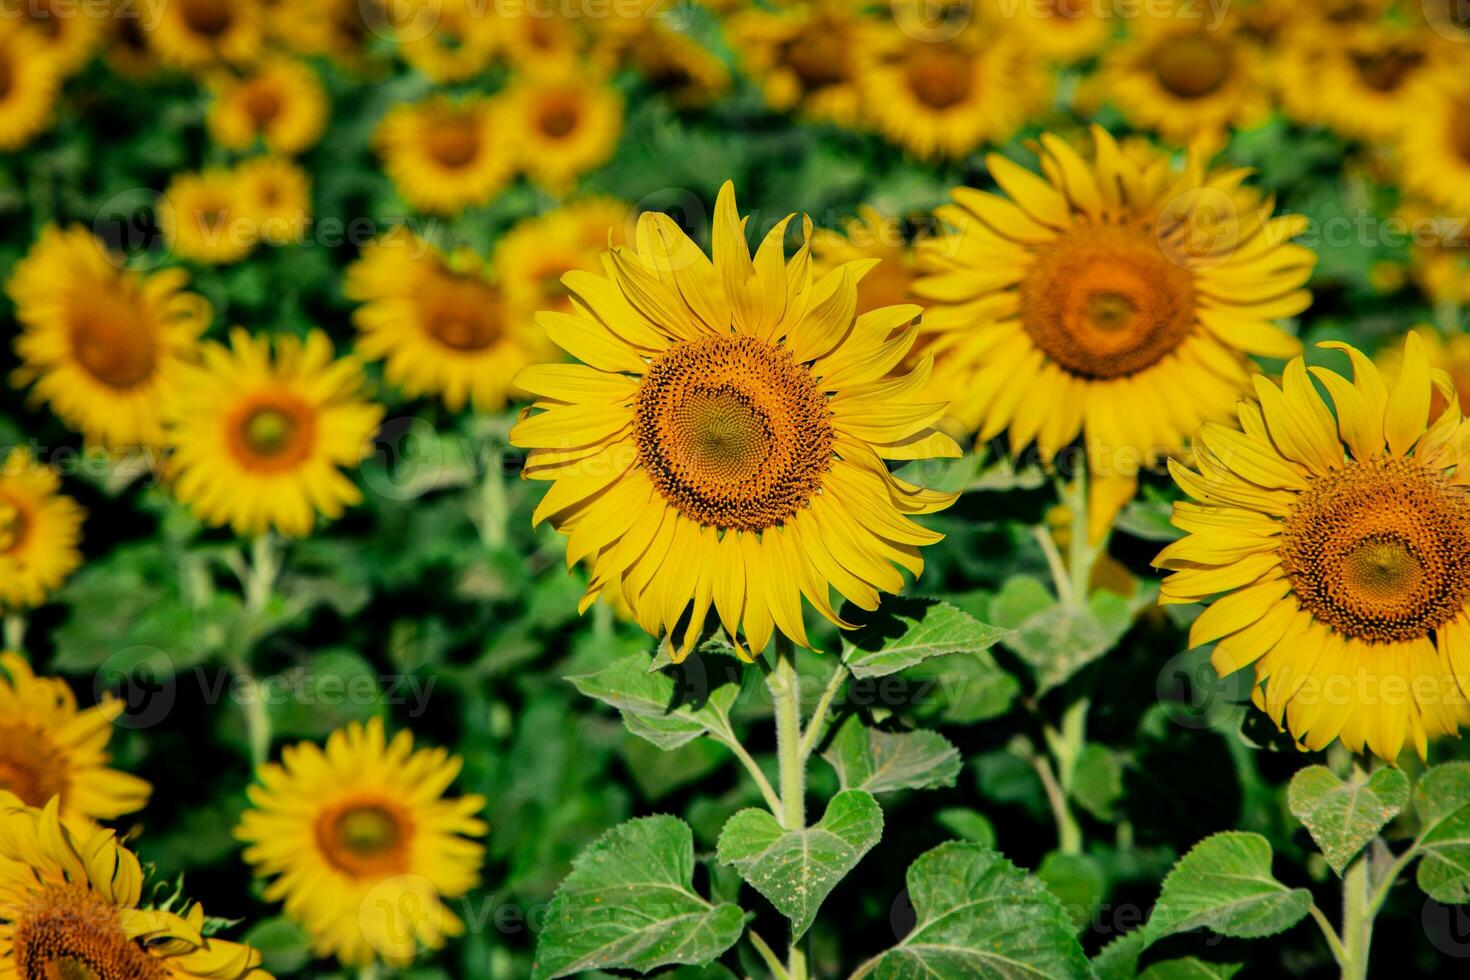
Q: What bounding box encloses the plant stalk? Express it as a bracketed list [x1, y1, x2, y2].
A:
[769, 635, 809, 980]
[1339, 760, 1374, 980]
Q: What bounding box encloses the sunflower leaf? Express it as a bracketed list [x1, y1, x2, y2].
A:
[716, 789, 883, 939]
[822, 715, 961, 795]
[991, 578, 1154, 695]
[840, 596, 1010, 679]
[1415, 763, 1470, 903]
[1287, 765, 1408, 874]
[866, 842, 1092, 979]
[1138, 958, 1243, 980]
[1144, 832, 1312, 945]
[567, 650, 742, 750]
[532, 815, 748, 980]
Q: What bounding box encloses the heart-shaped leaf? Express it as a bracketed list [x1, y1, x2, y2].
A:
[1287, 765, 1408, 874]
[1144, 832, 1311, 945]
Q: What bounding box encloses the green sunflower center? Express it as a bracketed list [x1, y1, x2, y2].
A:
[241, 408, 297, 457]
[1280, 455, 1470, 643]
[13, 884, 167, 980]
[317, 801, 412, 878]
[1153, 33, 1234, 99]
[229, 398, 315, 472]
[634, 335, 834, 532]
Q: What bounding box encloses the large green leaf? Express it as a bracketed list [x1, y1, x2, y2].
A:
[822, 715, 961, 795]
[840, 597, 1010, 679]
[867, 842, 1091, 979]
[716, 790, 882, 939]
[1144, 833, 1311, 945]
[532, 816, 747, 980]
[567, 651, 740, 750]
[1287, 765, 1408, 874]
[1416, 762, 1470, 903]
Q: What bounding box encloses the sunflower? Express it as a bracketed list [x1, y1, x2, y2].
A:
[1155, 334, 1470, 763]
[1098, 14, 1269, 146]
[812, 207, 919, 317]
[1400, 73, 1470, 217]
[265, 0, 372, 65]
[0, 453, 84, 611]
[492, 6, 586, 72]
[856, 21, 1050, 160]
[347, 229, 553, 412]
[164, 329, 384, 538]
[620, 23, 730, 109]
[914, 127, 1315, 533]
[397, 0, 499, 83]
[207, 57, 328, 155]
[1378, 329, 1470, 419]
[162, 168, 255, 265]
[508, 182, 960, 660]
[7, 225, 211, 449]
[235, 719, 486, 968]
[494, 197, 632, 324]
[142, 0, 263, 70]
[1396, 198, 1470, 308]
[235, 156, 311, 247]
[375, 94, 513, 216]
[0, 652, 149, 820]
[990, 0, 1115, 65]
[0, 26, 60, 151]
[103, 1, 161, 79]
[3, 0, 104, 77]
[500, 66, 623, 194]
[726, 1, 868, 125]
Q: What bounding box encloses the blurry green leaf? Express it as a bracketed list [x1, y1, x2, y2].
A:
[1072, 745, 1125, 822]
[1091, 930, 1148, 980]
[1038, 851, 1105, 931]
[1138, 959, 1242, 980]
[265, 649, 383, 739]
[717, 790, 882, 939]
[1287, 765, 1408, 874]
[568, 651, 740, 750]
[935, 808, 995, 847]
[841, 597, 1010, 679]
[620, 736, 728, 801]
[1144, 833, 1311, 945]
[243, 917, 312, 976]
[993, 579, 1150, 694]
[822, 715, 960, 795]
[534, 816, 746, 979]
[1415, 763, 1470, 903]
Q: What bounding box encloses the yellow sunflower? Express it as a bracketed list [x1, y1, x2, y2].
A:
[856, 21, 1050, 161]
[347, 229, 553, 412]
[914, 127, 1316, 532]
[0, 652, 149, 820]
[0, 25, 60, 151]
[492, 6, 586, 72]
[988, 0, 1115, 65]
[726, 1, 868, 126]
[162, 168, 255, 265]
[164, 329, 384, 538]
[103, 1, 161, 79]
[1396, 198, 1470, 308]
[3, 0, 104, 77]
[494, 197, 632, 324]
[1155, 334, 1470, 763]
[1378, 329, 1470, 418]
[811, 207, 919, 317]
[374, 94, 513, 216]
[141, 0, 264, 70]
[207, 57, 328, 155]
[235, 156, 311, 247]
[235, 718, 486, 968]
[397, 0, 499, 83]
[500, 66, 623, 194]
[620, 23, 730, 109]
[1400, 73, 1470, 217]
[508, 182, 960, 660]
[0, 796, 271, 980]
[0, 453, 84, 611]
[265, 0, 372, 65]
[7, 225, 211, 449]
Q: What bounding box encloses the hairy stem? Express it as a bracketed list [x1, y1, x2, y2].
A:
[1339, 761, 1374, 980]
[798, 663, 849, 761]
[715, 732, 784, 817]
[1032, 750, 1082, 855]
[769, 636, 808, 980]
[748, 930, 790, 980]
[231, 533, 282, 768]
[1032, 525, 1074, 606]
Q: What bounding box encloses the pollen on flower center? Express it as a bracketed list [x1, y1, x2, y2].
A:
[316, 801, 412, 878]
[12, 883, 167, 980]
[1019, 225, 1197, 379]
[68, 305, 157, 391]
[1281, 455, 1470, 643]
[634, 334, 834, 532]
[0, 721, 67, 805]
[1152, 34, 1233, 99]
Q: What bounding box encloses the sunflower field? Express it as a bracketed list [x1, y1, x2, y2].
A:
[9, 0, 1470, 978]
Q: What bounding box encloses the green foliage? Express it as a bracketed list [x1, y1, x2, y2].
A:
[1287, 765, 1409, 875]
[1144, 833, 1313, 945]
[822, 716, 961, 795]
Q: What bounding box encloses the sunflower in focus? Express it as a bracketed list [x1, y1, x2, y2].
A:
[164, 329, 384, 537]
[990, 0, 1115, 64]
[235, 156, 311, 246]
[235, 719, 487, 968]
[1400, 74, 1470, 217]
[494, 197, 631, 324]
[162, 168, 255, 264]
[0, 452, 84, 611]
[1156, 334, 1470, 762]
[7, 225, 211, 449]
[397, 0, 499, 82]
[509, 182, 960, 660]
[207, 57, 328, 155]
[1277, 24, 1443, 142]
[347, 229, 553, 412]
[0, 652, 150, 819]
[375, 95, 513, 215]
[0, 26, 60, 151]
[856, 21, 1049, 160]
[142, 0, 264, 70]
[500, 67, 623, 194]
[812, 207, 919, 317]
[3, 0, 104, 77]
[915, 127, 1315, 533]
[727, 1, 868, 125]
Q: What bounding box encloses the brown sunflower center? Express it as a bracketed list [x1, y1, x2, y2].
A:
[783, 26, 848, 91]
[243, 84, 283, 127]
[421, 276, 501, 351]
[1040, 0, 1087, 19]
[1281, 455, 1470, 643]
[68, 300, 158, 391]
[0, 52, 13, 101]
[227, 397, 316, 472]
[12, 884, 167, 980]
[1450, 97, 1470, 165]
[535, 94, 581, 139]
[1352, 46, 1423, 93]
[316, 801, 412, 878]
[0, 721, 67, 806]
[634, 334, 834, 532]
[1019, 225, 1197, 380]
[426, 116, 480, 169]
[178, 0, 233, 37]
[1152, 33, 1234, 99]
[905, 46, 973, 110]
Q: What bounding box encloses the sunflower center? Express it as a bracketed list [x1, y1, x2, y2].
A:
[784, 27, 848, 91]
[1040, 0, 1086, 19]
[0, 54, 13, 101]
[0, 721, 67, 806]
[227, 397, 315, 472]
[634, 334, 834, 533]
[68, 302, 158, 391]
[243, 84, 283, 126]
[1153, 34, 1233, 99]
[1281, 455, 1470, 643]
[1020, 225, 1196, 380]
[1450, 98, 1470, 165]
[179, 0, 233, 36]
[536, 95, 581, 139]
[422, 276, 501, 351]
[904, 47, 973, 110]
[426, 117, 480, 169]
[316, 801, 412, 878]
[1352, 46, 1423, 92]
[13, 884, 167, 980]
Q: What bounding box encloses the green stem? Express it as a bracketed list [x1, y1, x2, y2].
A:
[1065, 466, 1093, 607]
[788, 942, 809, 980]
[479, 452, 509, 550]
[3, 612, 26, 651]
[232, 534, 282, 768]
[1032, 525, 1074, 607]
[1308, 904, 1351, 974]
[798, 663, 848, 761]
[714, 732, 784, 817]
[770, 637, 806, 831]
[748, 930, 790, 980]
[1032, 750, 1082, 855]
[1339, 761, 1373, 980]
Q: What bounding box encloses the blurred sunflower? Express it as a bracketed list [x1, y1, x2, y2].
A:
[619, 23, 730, 109]
[164, 329, 384, 537]
[1400, 74, 1470, 216]
[1396, 198, 1470, 308]
[7, 225, 211, 449]
[857, 23, 1049, 160]
[494, 6, 586, 71]
[915, 127, 1315, 532]
[812, 207, 918, 316]
[347, 229, 553, 412]
[727, 1, 867, 125]
[1277, 24, 1442, 142]
[0, 26, 60, 151]
[991, 0, 1114, 64]
[1156, 335, 1470, 762]
[397, 0, 499, 82]
[162, 168, 255, 264]
[265, 0, 371, 64]
[0, 452, 84, 611]
[235, 155, 311, 246]
[0, 652, 150, 819]
[207, 57, 328, 155]
[143, 0, 264, 70]
[4, 0, 104, 76]
[235, 718, 487, 968]
[1378, 329, 1470, 417]
[494, 197, 631, 322]
[509, 182, 960, 660]
[501, 67, 623, 194]
[103, 2, 160, 79]
[0, 796, 271, 979]
[375, 94, 513, 215]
